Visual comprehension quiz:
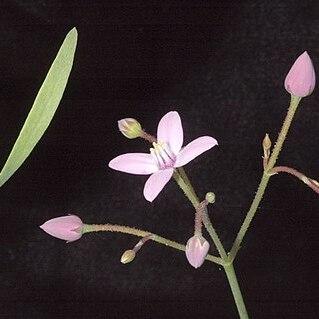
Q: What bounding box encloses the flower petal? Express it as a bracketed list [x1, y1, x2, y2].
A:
[40, 215, 83, 242]
[174, 136, 218, 167]
[157, 111, 183, 155]
[185, 235, 210, 269]
[284, 51, 316, 97]
[109, 153, 157, 175]
[143, 168, 174, 202]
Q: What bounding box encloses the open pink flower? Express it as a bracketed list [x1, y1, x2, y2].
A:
[109, 111, 218, 202]
[40, 215, 83, 242]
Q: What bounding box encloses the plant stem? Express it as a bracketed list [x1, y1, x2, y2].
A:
[228, 95, 302, 260]
[198, 201, 228, 260]
[173, 169, 199, 207]
[271, 166, 319, 195]
[177, 167, 198, 200]
[224, 264, 249, 319]
[82, 223, 224, 265]
[140, 130, 157, 143]
[173, 169, 227, 258]
[140, 130, 248, 318]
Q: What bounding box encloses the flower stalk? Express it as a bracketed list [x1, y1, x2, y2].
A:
[271, 166, 319, 195]
[228, 95, 302, 260]
[224, 264, 249, 319]
[173, 168, 248, 318]
[82, 223, 224, 265]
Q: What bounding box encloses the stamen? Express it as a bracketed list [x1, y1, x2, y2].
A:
[150, 142, 176, 169]
[150, 146, 165, 169]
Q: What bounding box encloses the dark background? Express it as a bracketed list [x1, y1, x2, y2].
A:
[0, 1, 319, 318]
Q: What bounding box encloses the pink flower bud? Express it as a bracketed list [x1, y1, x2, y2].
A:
[284, 51, 316, 97]
[40, 215, 83, 242]
[185, 235, 210, 269]
[118, 118, 142, 139]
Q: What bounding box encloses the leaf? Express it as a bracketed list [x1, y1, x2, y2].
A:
[0, 27, 78, 188]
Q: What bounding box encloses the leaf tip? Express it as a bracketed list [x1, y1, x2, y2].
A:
[67, 27, 78, 40]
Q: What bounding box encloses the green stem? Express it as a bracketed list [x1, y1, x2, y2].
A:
[198, 202, 228, 260]
[173, 169, 227, 259]
[172, 169, 249, 318]
[229, 95, 302, 260]
[139, 130, 247, 318]
[177, 167, 198, 201]
[224, 264, 249, 319]
[173, 169, 200, 207]
[82, 223, 224, 265]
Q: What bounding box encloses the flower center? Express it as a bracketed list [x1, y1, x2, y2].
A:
[150, 142, 176, 169]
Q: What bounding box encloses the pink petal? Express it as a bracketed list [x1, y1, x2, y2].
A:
[157, 111, 183, 155]
[185, 235, 210, 268]
[40, 215, 83, 242]
[284, 51, 316, 97]
[174, 136, 218, 167]
[108, 153, 157, 175]
[143, 168, 174, 202]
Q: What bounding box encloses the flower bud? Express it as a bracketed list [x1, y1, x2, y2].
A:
[262, 133, 271, 158]
[185, 235, 210, 269]
[118, 118, 142, 139]
[284, 51, 316, 97]
[205, 192, 216, 204]
[40, 215, 83, 242]
[120, 250, 136, 264]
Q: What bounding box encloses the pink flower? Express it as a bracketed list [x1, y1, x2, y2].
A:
[108, 111, 218, 202]
[185, 235, 210, 269]
[40, 215, 83, 242]
[284, 51, 316, 97]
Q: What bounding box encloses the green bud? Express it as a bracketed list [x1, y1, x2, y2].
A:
[205, 192, 216, 204]
[118, 118, 142, 139]
[262, 133, 271, 158]
[120, 249, 136, 264]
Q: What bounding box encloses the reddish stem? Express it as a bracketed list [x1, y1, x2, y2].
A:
[140, 130, 157, 143]
[271, 166, 319, 195]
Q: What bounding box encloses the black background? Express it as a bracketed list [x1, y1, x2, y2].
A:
[0, 1, 319, 318]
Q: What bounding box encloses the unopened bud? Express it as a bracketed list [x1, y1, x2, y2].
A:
[262, 133, 271, 158]
[118, 118, 142, 139]
[40, 215, 83, 242]
[185, 235, 210, 269]
[120, 249, 136, 264]
[284, 51, 316, 98]
[205, 192, 216, 204]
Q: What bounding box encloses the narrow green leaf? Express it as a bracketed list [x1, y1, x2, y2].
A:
[0, 27, 78, 188]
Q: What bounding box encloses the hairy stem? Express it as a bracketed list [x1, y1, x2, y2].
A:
[229, 95, 302, 260]
[82, 223, 224, 265]
[197, 201, 228, 260]
[224, 264, 249, 319]
[271, 166, 319, 195]
[173, 169, 227, 259]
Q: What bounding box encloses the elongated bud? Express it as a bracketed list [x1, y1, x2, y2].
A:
[185, 235, 210, 269]
[40, 215, 83, 242]
[118, 118, 142, 139]
[205, 192, 216, 204]
[262, 133, 271, 158]
[120, 250, 136, 264]
[284, 51, 316, 97]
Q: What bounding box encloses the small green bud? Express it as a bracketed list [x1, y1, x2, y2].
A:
[120, 249, 136, 264]
[118, 118, 142, 139]
[262, 133, 271, 158]
[205, 192, 216, 204]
